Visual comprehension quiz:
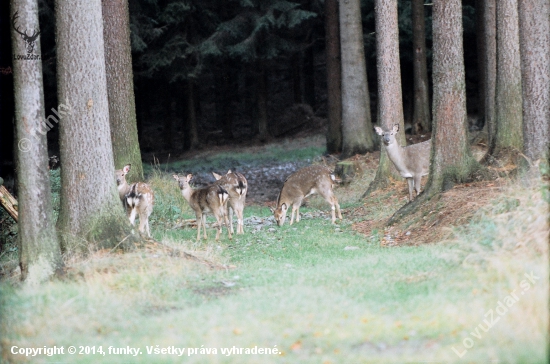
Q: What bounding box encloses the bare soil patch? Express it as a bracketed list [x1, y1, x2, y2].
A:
[352, 179, 508, 246]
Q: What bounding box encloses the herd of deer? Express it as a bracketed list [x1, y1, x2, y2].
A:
[114, 125, 431, 241]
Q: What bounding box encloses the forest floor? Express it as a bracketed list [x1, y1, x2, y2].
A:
[0, 131, 548, 363]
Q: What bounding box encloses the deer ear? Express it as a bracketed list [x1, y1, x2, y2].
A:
[123, 164, 131, 174]
[392, 124, 400, 133]
[212, 172, 222, 180]
[227, 170, 232, 174]
[374, 126, 384, 136]
[172, 174, 179, 181]
[269, 206, 275, 213]
[186, 174, 193, 182]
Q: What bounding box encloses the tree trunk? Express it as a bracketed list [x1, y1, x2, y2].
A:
[339, 0, 375, 158]
[389, 0, 479, 224]
[411, 0, 431, 133]
[215, 74, 233, 139]
[475, 0, 485, 124]
[365, 0, 406, 196]
[184, 80, 200, 150]
[55, 0, 135, 251]
[11, 0, 63, 284]
[492, 0, 523, 154]
[256, 64, 269, 142]
[518, 0, 550, 161]
[325, 0, 342, 153]
[482, 0, 497, 150]
[102, 0, 143, 182]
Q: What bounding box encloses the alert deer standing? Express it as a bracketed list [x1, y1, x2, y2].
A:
[115, 164, 155, 236]
[273, 165, 342, 226]
[173, 174, 232, 241]
[212, 171, 247, 234]
[374, 124, 431, 201]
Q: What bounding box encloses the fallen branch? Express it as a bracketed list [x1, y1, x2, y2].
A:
[0, 183, 18, 222]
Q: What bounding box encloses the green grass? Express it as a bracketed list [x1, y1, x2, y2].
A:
[0, 147, 547, 364]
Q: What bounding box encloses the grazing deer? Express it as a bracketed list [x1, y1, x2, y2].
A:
[272, 165, 342, 226]
[173, 174, 232, 241]
[374, 124, 431, 201]
[115, 164, 155, 237]
[212, 170, 247, 234]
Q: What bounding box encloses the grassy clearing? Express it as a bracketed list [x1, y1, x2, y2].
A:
[1, 145, 548, 363]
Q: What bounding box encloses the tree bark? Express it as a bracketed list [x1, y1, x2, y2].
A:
[365, 0, 406, 196]
[492, 0, 523, 154]
[389, 0, 479, 224]
[412, 0, 431, 133]
[11, 0, 63, 284]
[55, 0, 135, 251]
[482, 0, 497, 150]
[475, 0, 485, 124]
[339, 0, 375, 158]
[102, 0, 143, 182]
[518, 0, 550, 161]
[325, 0, 342, 153]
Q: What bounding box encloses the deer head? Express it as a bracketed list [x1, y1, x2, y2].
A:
[12, 12, 41, 54]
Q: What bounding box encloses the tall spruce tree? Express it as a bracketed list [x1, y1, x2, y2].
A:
[11, 0, 63, 283]
[55, 0, 135, 250]
[390, 0, 479, 224]
[518, 0, 550, 162]
[324, 0, 342, 153]
[491, 0, 523, 156]
[339, 0, 375, 158]
[102, 0, 143, 181]
[364, 0, 406, 197]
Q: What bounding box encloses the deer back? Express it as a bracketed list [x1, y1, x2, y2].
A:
[277, 165, 334, 207]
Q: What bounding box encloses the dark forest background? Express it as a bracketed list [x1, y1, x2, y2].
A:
[0, 0, 479, 179]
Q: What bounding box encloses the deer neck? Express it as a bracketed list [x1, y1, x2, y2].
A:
[181, 186, 194, 203]
[118, 181, 131, 199]
[383, 140, 409, 173]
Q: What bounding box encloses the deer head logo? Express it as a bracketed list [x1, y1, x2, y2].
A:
[12, 12, 41, 54]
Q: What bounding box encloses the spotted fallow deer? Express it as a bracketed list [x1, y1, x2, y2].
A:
[272, 165, 342, 226]
[212, 170, 247, 234]
[173, 174, 232, 241]
[115, 164, 155, 236]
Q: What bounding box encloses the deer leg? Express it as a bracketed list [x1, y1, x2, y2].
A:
[413, 175, 422, 198]
[202, 214, 208, 239]
[236, 204, 244, 234]
[138, 212, 146, 235]
[195, 212, 202, 241]
[228, 206, 234, 234]
[335, 196, 342, 221]
[407, 178, 414, 201]
[129, 208, 137, 226]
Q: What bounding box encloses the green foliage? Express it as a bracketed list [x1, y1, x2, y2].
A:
[131, 0, 317, 80]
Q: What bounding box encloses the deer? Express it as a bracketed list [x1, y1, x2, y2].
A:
[12, 12, 41, 54]
[115, 164, 155, 237]
[212, 170, 247, 234]
[272, 165, 342, 226]
[374, 124, 431, 201]
[173, 174, 232, 241]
